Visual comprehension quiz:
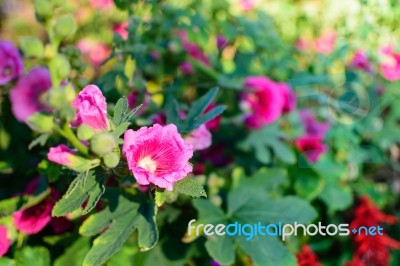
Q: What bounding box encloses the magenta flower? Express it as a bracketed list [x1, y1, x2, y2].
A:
[0, 40, 24, 85]
[113, 22, 129, 40]
[72, 85, 109, 131]
[216, 35, 228, 49]
[295, 136, 327, 163]
[299, 109, 330, 138]
[123, 124, 193, 190]
[350, 50, 372, 72]
[379, 45, 400, 81]
[179, 31, 210, 68]
[89, 0, 113, 9]
[185, 124, 212, 151]
[9, 67, 52, 122]
[180, 61, 194, 74]
[76, 39, 111, 66]
[240, 0, 255, 11]
[314, 30, 336, 55]
[0, 225, 11, 256]
[241, 76, 285, 129]
[279, 82, 296, 113]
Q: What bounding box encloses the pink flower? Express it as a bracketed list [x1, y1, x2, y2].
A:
[295, 38, 312, 52]
[379, 45, 400, 81]
[77, 39, 111, 66]
[299, 109, 330, 138]
[89, 0, 113, 9]
[0, 40, 24, 85]
[350, 50, 372, 72]
[13, 199, 53, 235]
[295, 136, 327, 163]
[180, 61, 193, 74]
[185, 124, 212, 151]
[179, 31, 210, 67]
[0, 225, 11, 256]
[123, 124, 193, 190]
[279, 82, 296, 113]
[314, 30, 336, 55]
[72, 85, 108, 131]
[9, 67, 52, 122]
[47, 144, 75, 166]
[113, 22, 129, 40]
[240, 0, 255, 11]
[241, 76, 285, 129]
[216, 35, 228, 49]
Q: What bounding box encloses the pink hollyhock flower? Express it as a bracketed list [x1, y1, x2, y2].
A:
[379, 45, 400, 81]
[89, 0, 113, 9]
[0, 40, 24, 85]
[314, 30, 336, 55]
[123, 124, 193, 190]
[72, 85, 108, 131]
[350, 50, 372, 72]
[9, 67, 52, 122]
[299, 109, 330, 138]
[295, 136, 327, 163]
[13, 199, 53, 235]
[279, 82, 296, 113]
[0, 225, 11, 256]
[241, 76, 285, 129]
[77, 39, 111, 66]
[113, 22, 129, 40]
[185, 124, 212, 151]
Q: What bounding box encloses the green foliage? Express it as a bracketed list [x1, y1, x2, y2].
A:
[15, 247, 50, 266]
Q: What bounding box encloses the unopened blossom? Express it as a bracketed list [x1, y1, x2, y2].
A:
[123, 124, 193, 190]
[0, 40, 24, 85]
[296, 245, 322, 266]
[185, 124, 212, 151]
[0, 225, 11, 256]
[241, 76, 285, 129]
[9, 67, 52, 122]
[379, 45, 400, 81]
[295, 136, 328, 163]
[346, 196, 400, 266]
[350, 50, 372, 72]
[77, 39, 111, 66]
[72, 85, 109, 131]
[113, 21, 129, 40]
[314, 30, 336, 55]
[47, 144, 99, 172]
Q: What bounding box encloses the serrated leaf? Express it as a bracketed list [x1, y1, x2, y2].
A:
[112, 97, 129, 126]
[28, 134, 49, 150]
[113, 122, 130, 138]
[174, 178, 207, 198]
[52, 171, 104, 217]
[79, 190, 158, 266]
[155, 190, 167, 207]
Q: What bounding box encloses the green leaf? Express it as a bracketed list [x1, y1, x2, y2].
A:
[113, 122, 131, 137]
[28, 134, 49, 150]
[155, 190, 167, 207]
[112, 97, 129, 126]
[0, 258, 15, 266]
[187, 105, 227, 131]
[205, 235, 236, 265]
[295, 174, 325, 201]
[54, 238, 91, 266]
[16, 246, 50, 266]
[79, 190, 158, 266]
[52, 171, 104, 217]
[174, 178, 207, 198]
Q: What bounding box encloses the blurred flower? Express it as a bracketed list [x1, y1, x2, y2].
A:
[9, 67, 52, 122]
[295, 38, 313, 52]
[77, 39, 111, 66]
[241, 76, 286, 129]
[296, 245, 321, 266]
[299, 109, 330, 138]
[280, 82, 296, 113]
[47, 144, 99, 172]
[13, 199, 53, 235]
[185, 124, 212, 151]
[0, 225, 11, 256]
[72, 85, 109, 131]
[50, 217, 74, 234]
[127, 91, 150, 115]
[314, 30, 336, 55]
[294, 136, 327, 163]
[179, 31, 210, 70]
[123, 124, 193, 190]
[113, 21, 129, 40]
[240, 0, 255, 11]
[350, 50, 372, 72]
[216, 35, 228, 49]
[0, 40, 24, 85]
[379, 45, 400, 81]
[180, 61, 193, 74]
[89, 0, 113, 9]
[347, 196, 400, 266]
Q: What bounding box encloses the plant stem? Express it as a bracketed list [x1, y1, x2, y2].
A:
[55, 124, 89, 155]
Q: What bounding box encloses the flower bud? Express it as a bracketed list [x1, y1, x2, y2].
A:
[34, 0, 53, 19]
[77, 124, 95, 141]
[47, 84, 76, 110]
[49, 55, 71, 82]
[90, 132, 116, 157]
[103, 152, 120, 168]
[19, 37, 44, 58]
[48, 144, 100, 172]
[55, 15, 76, 39]
[26, 112, 54, 133]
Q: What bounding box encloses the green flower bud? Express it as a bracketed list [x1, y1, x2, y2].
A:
[26, 112, 54, 133]
[49, 55, 71, 82]
[54, 15, 77, 39]
[19, 37, 44, 58]
[103, 152, 120, 168]
[47, 84, 76, 110]
[90, 132, 117, 157]
[34, 0, 54, 19]
[77, 124, 95, 141]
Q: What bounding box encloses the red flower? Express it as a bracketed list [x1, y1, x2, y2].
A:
[296, 245, 322, 266]
[346, 196, 400, 266]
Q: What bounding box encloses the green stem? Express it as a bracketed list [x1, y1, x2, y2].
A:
[55, 124, 89, 155]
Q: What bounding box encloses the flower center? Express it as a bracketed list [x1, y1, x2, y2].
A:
[138, 156, 157, 173]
